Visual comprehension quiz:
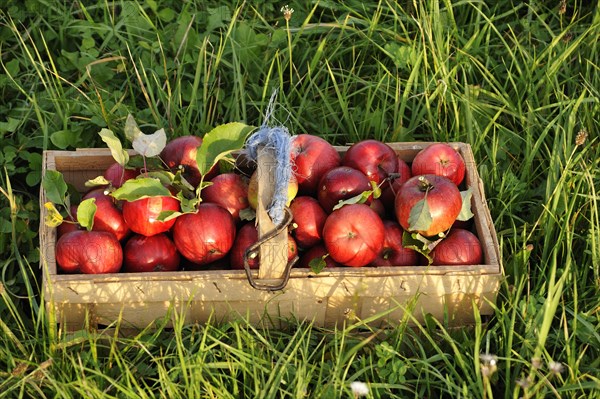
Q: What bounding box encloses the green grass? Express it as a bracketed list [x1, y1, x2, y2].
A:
[1, 0, 599, 397]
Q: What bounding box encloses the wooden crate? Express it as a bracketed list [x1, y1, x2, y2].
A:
[40, 144, 502, 330]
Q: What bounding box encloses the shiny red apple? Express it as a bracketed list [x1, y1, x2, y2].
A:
[122, 195, 180, 237]
[160, 135, 217, 187]
[290, 134, 341, 195]
[123, 233, 180, 272]
[83, 188, 131, 241]
[55, 230, 122, 274]
[371, 220, 417, 266]
[172, 203, 236, 265]
[395, 174, 462, 237]
[430, 228, 483, 265]
[317, 166, 372, 214]
[322, 203, 384, 267]
[290, 196, 327, 249]
[202, 172, 249, 221]
[411, 143, 466, 186]
[342, 139, 398, 184]
[103, 162, 139, 188]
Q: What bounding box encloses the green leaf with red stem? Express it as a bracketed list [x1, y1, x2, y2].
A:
[77, 198, 97, 231]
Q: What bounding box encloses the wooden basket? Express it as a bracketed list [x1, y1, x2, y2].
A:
[40, 143, 502, 331]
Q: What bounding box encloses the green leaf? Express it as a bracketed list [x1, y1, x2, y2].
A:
[85, 176, 111, 187]
[157, 210, 184, 222]
[456, 188, 475, 221]
[239, 207, 256, 221]
[77, 198, 97, 231]
[196, 122, 254, 177]
[99, 128, 129, 166]
[42, 170, 68, 204]
[132, 128, 167, 157]
[50, 129, 81, 149]
[309, 257, 327, 274]
[43, 202, 64, 227]
[370, 180, 382, 199]
[408, 198, 433, 233]
[145, 170, 176, 187]
[176, 191, 199, 213]
[124, 114, 143, 142]
[111, 177, 172, 202]
[332, 190, 373, 211]
[401, 231, 438, 265]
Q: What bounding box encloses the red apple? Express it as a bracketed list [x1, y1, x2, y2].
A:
[342, 139, 398, 184]
[297, 244, 340, 269]
[83, 188, 131, 241]
[371, 220, 417, 266]
[55, 230, 122, 274]
[411, 143, 466, 186]
[230, 222, 297, 270]
[122, 195, 180, 237]
[160, 135, 217, 187]
[322, 204, 384, 267]
[202, 173, 249, 221]
[103, 162, 138, 188]
[430, 228, 483, 265]
[395, 174, 462, 237]
[290, 196, 327, 248]
[317, 166, 372, 213]
[380, 157, 412, 212]
[172, 203, 236, 265]
[123, 233, 180, 272]
[290, 134, 341, 195]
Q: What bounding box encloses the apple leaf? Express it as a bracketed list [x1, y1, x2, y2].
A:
[370, 180, 382, 199]
[196, 122, 254, 177]
[111, 177, 172, 202]
[99, 128, 129, 166]
[456, 188, 474, 221]
[124, 114, 143, 142]
[407, 198, 433, 233]
[239, 207, 256, 221]
[332, 190, 373, 211]
[401, 231, 439, 265]
[309, 256, 327, 274]
[85, 175, 111, 188]
[43, 202, 64, 227]
[157, 210, 184, 222]
[176, 191, 199, 213]
[145, 170, 176, 187]
[77, 198, 97, 231]
[132, 128, 167, 158]
[42, 170, 68, 205]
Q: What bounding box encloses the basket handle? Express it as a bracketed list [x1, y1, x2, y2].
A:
[243, 146, 298, 291]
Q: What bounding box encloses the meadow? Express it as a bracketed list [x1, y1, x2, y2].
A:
[0, 1, 599, 397]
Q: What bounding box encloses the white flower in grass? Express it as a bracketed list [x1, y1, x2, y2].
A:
[350, 381, 369, 397]
[548, 361, 564, 376]
[281, 5, 294, 21]
[480, 353, 498, 377]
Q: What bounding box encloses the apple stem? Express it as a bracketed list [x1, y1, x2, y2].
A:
[417, 176, 434, 192]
